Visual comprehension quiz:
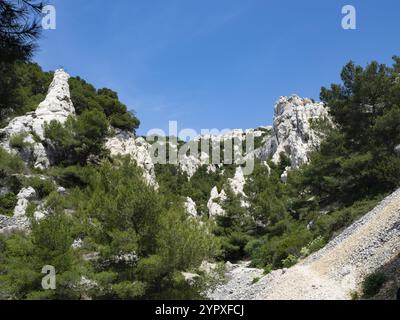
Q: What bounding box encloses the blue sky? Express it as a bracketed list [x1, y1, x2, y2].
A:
[35, 0, 400, 135]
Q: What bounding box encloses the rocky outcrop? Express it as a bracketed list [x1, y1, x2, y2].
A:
[260, 95, 330, 169]
[228, 167, 250, 208]
[184, 197, 198, 217]
[0, 69, 75, 169]
[177, 128, 267, 178]
[179, 152, 214, 179]
[207, 167, 249, 217]
[13, 187, 37, 217]
[105, 130, 158, 187]
[207, 186, 227, 217]
[228, 167, 247, 197]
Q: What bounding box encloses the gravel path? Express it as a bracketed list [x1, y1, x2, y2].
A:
[209, 188, 400, 300]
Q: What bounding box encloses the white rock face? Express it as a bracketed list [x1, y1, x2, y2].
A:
[32, 69, 75, 139]
[228, 167, 246, 197]
[195, 128, 265, 143]
[176, 128, 267, 178]
[179, 152, 215, 178]
[184, 197, 198, 217]
[0, 69, 75, 169]
[207, 186, 227, 217]
[13, 187, 37, 217]
[260, 95, 330, 168]
[105, 130, 158, 187]
[207, 167, 249, 217]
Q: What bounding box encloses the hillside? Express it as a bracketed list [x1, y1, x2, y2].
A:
[210, 188, 400, 299]
[1, 58, 400, 300]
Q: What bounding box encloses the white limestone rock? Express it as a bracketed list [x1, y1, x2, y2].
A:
[179, 152, 214, 178]
[105, 130, 158, 188]
[33, 211, 46, 221]
[227, 167, 246, 197]
[0, 69, 75, 169]
[228, 167, 250, 208]
[184, 197, 198, 217]
[0, 215, 30, 235]
[207, 186, 227, 217]
[13, 187, 37, 217]
[32, 69, 75, 139]
[182, 272, 201, 285]
[72, 238, 84, 249]
[260, 95, 330, 168]
[280, 166, 291, 183]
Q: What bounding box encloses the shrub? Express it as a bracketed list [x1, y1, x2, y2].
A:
[9, 133, 29, 150]
[362, 272, 387, 298]
[300, 236, 326, 257]
[251, 277, 260, 284]
[0, 147, 24, 175]
[0, 193, 17, 216]
[282, 254, 298, 268]
[350, 290, 360, 300]
[44, 110, 109, 166]
[26, 177, 55, 199]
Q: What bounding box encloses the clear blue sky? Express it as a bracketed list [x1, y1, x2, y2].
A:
[34, 0, 400, 135]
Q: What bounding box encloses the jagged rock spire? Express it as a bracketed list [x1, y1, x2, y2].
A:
[0, 69, 75, 169]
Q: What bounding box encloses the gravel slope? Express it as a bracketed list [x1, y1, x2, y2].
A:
[210, 188, 400, 300]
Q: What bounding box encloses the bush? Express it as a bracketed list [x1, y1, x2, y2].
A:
[26, 177, 55, 199]
[44, 110, 109, 166]
[9, 133, 29, 150]
[300, 236, 326, 257]
[0, 193, 17, 216]
[0, 147, 24, 175]
[281, 254, 298, 268]
[362, 272, 387, 298]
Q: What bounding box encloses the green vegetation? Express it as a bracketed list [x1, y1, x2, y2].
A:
[44, 110, 109, 166]
[0, 192, 17, 217]
[69, 78, 140, 132]
[0, 147, 24, 216]
[362, 272, 387, 298]
[0, 159, 219, 299]
[25, 177, 55, 199]
[9, 132, 30, 151]
[1, 0, 400, 298]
